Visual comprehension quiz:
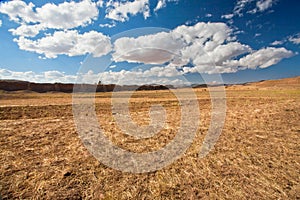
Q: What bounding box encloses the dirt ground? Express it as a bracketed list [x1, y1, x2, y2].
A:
[0, 79, 299, 199]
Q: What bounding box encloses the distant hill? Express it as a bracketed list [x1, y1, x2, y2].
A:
[224, 76, 300, 90]
[0, 76, 299, 93]
[244, 76, 300, 88]
[0, 80, 173, 93]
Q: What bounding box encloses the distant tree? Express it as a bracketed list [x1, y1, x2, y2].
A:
[98, 80, 102, 85]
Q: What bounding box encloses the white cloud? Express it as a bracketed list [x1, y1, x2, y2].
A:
[0, 0, 99, 37]
[182, 47, 293, 74]
[99, 22, 116, 28]
[223, 0, 276, 20]
[154, 0, 179, 12]
[247, 0, 276, 14]
[0, 19, 2, 27]
[154, 0, 166, 12]
[14, 30, 111, 58]
[233, 0, 254, 17]
[9, 24, 44, 37]
[200, 42, 251, 66]
[113, 30, 186, 64]
[105, 0, 150, 22]
[224, 47, 294, 70]
[103, 70, 188, 85]
[112, 22, 293, 74]
[0, 0, 108, 58]
[289, 34, 300, 45]
[0, 69, 77, 83]
[270, 33, 300, 46]
[254, 33, 261, 37]
[270, 40, 284, 46]
[97, 0, 105, 7]
[0, 44, 294, 84]
[113, 22, 234, 66]
[205, 13, 212, 18]
[0, 68, 187, 85]
[221, 14, 234, 19]
[0, 1, 37, 23]
[73, 66, 187, 85]
[35, 0, 98, 29]
[256, 0, 275, 12]
[2, 45, 293, 84]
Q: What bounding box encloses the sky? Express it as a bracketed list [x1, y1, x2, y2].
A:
[0, 0, 299, 85]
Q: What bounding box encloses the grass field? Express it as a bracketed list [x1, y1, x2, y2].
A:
[0, 78, 299, 199]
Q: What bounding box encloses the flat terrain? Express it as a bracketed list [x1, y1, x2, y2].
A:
[0, 77, 299, 199]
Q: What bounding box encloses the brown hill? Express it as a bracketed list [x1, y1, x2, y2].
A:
[245, 76, 300, 88]
[225, 76, 300, 90]
[0, 80, 172, 93]
[0, 76, 299, 93]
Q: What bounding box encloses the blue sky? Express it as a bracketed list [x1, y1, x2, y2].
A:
[0, 0, 299, 85]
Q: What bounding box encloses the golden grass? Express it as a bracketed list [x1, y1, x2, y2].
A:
[0, 85, 299, 199]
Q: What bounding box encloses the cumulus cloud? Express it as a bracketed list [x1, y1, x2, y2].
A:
[113, 22, 234, 66]
[35, 0, 98, 29]
[181, 48, 293, 74]
[0, 1, 37, 23]
[14, 30, 111, 58]
[224, 47, 294, 70]
[105, 0, 150, 22]
[199, 42, 251, 65]
[0, 0, 113, 58]
[99, 70, 186, 86]
[0, 69, 77, 83]
[112, 22, 293, 74]
[0, 0, 99, 37]
[0, 44, 294, 84]
[2, 45, 293, 84]
[9, 24, 44, 37]
[113, 31, 186, 64]
[0, 68, 187, 85]
[92, 65, 185, 85]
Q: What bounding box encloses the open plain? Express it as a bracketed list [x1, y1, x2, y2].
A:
[0, 77, 299, 199]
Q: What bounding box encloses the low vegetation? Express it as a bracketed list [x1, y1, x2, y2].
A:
[0, 77, 299, 199]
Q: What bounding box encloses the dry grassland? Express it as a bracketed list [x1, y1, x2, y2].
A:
[0, 77, 299, 199]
